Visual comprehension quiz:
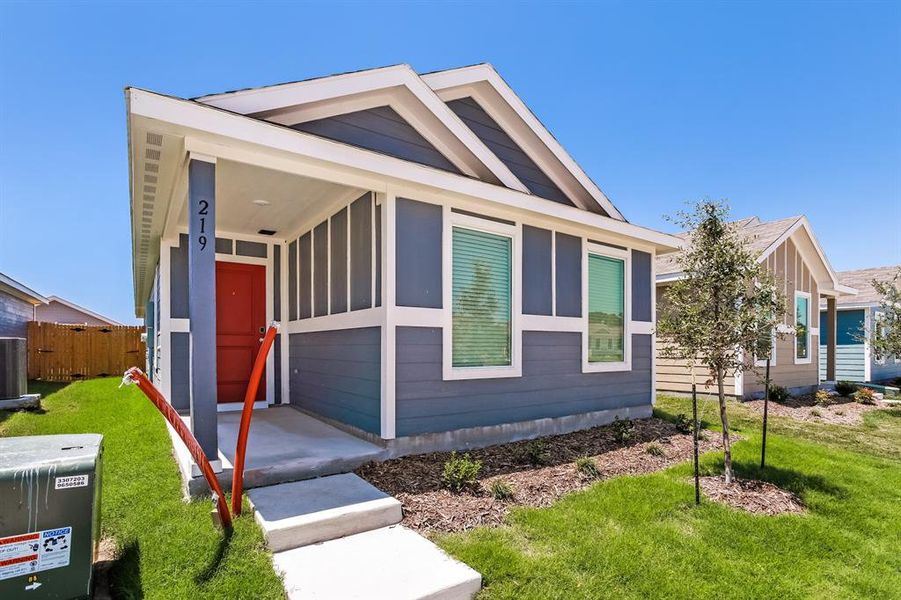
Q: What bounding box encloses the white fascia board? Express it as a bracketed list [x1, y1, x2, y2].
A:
[127, 89, 681, 252]
[422, 64, 626, 221]
[45, 295, 123, 325]
[194, 65, 529, 194]
[758, 216, 851, 296]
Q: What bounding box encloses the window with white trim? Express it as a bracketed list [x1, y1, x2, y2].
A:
[795, 292, 811, 362]
[583, 243, 631, 372]
[451, 226, 512, 368]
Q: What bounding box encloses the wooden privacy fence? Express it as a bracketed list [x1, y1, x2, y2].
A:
[27, 322, 146, 381]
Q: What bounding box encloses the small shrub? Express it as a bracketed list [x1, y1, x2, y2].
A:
[768, 385, 791, 402]
[488, 479, 514, 501]
[835, 410, 844, 416]
[835, 381, 857, 397]
[575, 456, 600, 479]
[674, 413, 692, 434]
[442, 452, 482, 492]
[815, 389, 832, 406]
[522, 440, 547, 466]
[810, 408, 822, 417]
[612, 417, 635, 444]
[646, 444, 664, 457]
[853, 387, 877, 405]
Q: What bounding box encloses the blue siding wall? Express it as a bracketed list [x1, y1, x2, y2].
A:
[446, 97, 576, 208]
[555, 232, 582, 317]
[273, 244, 281, 321]
[170, 332, 190, 411]
[522, 226, 553, 315]
[0, 291, 32, 338]
[313, 221, 329, 317]
[288, 239, 298, 321]
[330, 208, 348, 314]
[396, 198, 443, 308]
[299, 233, 312, 319]
[631, 250, 652, 322]
[395, 328, 651, 436]
[170, 235, 189, 319]
[350, 193, 373, 311]
[235, 240, 267, 258]
[291, 106, 461, 175]
[289, 327, 381, 434]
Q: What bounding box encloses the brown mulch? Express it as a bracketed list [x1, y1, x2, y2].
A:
[356, 418, 728, 533]
[745, 394, 887, 425]
[699, 476, 805, 515]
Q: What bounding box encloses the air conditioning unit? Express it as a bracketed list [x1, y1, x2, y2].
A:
[0, 434, 103, 597]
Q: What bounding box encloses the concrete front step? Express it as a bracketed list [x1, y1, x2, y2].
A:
[273, 525, 482, 600]
[247, 473, 402, 552]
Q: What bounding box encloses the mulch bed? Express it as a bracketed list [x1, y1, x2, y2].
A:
[745, 394, 887, 425]
[699, 476, 805, 515]
[356, 418, 726, 533]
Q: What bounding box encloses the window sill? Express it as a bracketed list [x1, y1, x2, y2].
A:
[582, 360, 631, 373]
[443, 365, 522, 381]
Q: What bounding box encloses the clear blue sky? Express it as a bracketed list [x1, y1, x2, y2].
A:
[1, 1, 898, 324]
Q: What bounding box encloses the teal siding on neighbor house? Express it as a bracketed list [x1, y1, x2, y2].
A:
[289, 327, 381, 434]
[819, 309, 865, 346]
[394, 328, 652, 436]
[819, 344, 866, 382]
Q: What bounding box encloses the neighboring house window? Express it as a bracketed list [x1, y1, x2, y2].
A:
[795, 291, 811, 363]
[583, 243, 630, 372]
[451, 226, 512, 368]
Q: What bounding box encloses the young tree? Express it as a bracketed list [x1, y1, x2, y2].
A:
[870, 268, 901, 359]
[657, 201, 785, 484]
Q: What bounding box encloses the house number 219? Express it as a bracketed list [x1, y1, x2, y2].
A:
[197, 199, 209, 251]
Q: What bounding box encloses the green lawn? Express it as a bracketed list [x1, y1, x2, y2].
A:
[437, 396, 901, 599]
[1, 378, 283, 600]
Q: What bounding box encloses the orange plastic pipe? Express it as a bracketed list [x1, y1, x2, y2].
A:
[231, 324, 279, 515]
[123, 367, 232, 530]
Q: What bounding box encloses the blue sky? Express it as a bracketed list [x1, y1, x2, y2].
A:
[1, 1, 898, 324]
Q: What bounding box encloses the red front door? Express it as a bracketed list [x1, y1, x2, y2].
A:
[216, 262, 266, 403]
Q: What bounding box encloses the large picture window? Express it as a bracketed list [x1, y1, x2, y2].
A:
[795, 292, 810, 362]
[452, 226, 512, 368]
[588, 253, 625, 363]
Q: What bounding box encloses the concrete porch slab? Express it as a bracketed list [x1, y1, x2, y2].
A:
[170, 405, 386, 497]
[247, 473, 401, 552]
[273, 525, 482, 600]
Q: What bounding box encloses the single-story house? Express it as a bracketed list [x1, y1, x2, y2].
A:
[35, 295, 123, 326]
[0, 271, 48, 338]
[818, 265, 901, 383]
[655, 216, 857, 399]
[125, 63, 682, 464]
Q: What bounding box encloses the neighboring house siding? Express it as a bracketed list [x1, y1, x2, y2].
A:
[818, 344, 866, 382]
[291, 106, 462, 175]
[34, 300, 112, 325]
[0, 291, 32, 338]
[289, 327, 381, 434]
[395, 328, 652, 436]
[445, 97, 574, 207]
[396, 198, 442, 308]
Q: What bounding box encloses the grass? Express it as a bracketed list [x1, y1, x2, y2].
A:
[437, 395, 901, 599]
[1, 378, 283, 599]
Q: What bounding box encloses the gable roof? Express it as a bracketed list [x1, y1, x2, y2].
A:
[44, 295, 123, 326]
[831, 266, 900, 307]
[655, 215, 856, 297]
[0, 271, 48, 305]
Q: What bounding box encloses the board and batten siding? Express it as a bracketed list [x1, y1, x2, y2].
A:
[288, 327, 381, 434]
[656, 235, 820, 398]
[395, 329, 652, 436]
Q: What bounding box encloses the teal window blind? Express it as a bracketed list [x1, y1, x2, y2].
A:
[452, 227, 512, 367]
[588, 254, 625, 363]
[796, 294, 809, 359]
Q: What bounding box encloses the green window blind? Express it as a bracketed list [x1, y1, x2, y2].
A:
[588, 254, 625, 363]
[796, 294, 809, 359]
[452, 227, 512, 368]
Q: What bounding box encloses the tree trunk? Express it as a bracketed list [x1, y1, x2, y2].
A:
[716, 366, 734, 484]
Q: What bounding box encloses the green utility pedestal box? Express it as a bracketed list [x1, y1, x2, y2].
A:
[0, 434, 103, 599]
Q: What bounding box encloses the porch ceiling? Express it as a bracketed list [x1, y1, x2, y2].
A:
[174, 159, 365, 237]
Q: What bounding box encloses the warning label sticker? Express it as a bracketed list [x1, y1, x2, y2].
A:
[0, 527, 72, 581]
[55, 475, 89, 489]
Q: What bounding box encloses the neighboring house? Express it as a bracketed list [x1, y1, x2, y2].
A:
[34, 295, 123, 326]
[655, 216, 857, 399]
[818, 266, 901, 383]
[0, 272, 48, 338]
[125, 63, 682, 461]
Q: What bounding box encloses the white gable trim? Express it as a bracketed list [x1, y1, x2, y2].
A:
[423, 65, 625, 221]
[195, 65, 529, 195]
